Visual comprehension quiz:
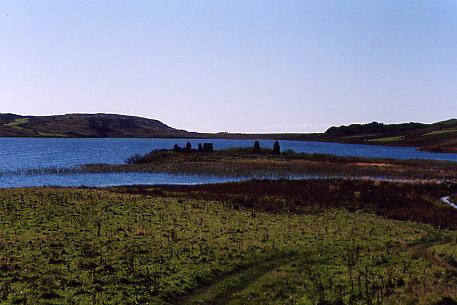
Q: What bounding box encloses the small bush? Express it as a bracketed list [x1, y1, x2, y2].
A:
[124, 154, 143, 164]
[282, 149, 295, 155]
[173, 144, 182, 152]
[203, 143, 214, 152]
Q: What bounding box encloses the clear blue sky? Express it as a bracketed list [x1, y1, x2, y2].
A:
[1, 1, 456, 133]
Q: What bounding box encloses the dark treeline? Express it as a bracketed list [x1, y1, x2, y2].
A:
[325, 121, 426, 136]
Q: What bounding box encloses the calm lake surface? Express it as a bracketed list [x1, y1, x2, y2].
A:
[1, 138, 456, 188]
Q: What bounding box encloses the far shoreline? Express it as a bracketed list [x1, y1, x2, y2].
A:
[1, 114, 456, 153]
[1, 134, 457, 154]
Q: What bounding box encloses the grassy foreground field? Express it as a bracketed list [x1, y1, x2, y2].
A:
[0, 183, 456, 304]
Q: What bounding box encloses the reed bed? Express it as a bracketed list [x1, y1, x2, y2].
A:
[115, 178, 457, 229]
[3, 150, 457, 182]
[78, 149, 457, 180]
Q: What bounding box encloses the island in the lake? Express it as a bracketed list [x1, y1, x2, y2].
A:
[1, 113, 457, 153]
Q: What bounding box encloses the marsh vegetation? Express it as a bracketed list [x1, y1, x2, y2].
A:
[75, 146, 457, 181]
[0, 180, 456, 304]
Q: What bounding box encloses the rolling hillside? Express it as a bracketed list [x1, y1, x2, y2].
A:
[200, 119, 457, 153]
[317, 119, 457, 153]
[0, 113, 197, 138]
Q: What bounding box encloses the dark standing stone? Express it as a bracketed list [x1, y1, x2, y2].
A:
[273, 140, 280, 154]
[252, 141, 261, 153]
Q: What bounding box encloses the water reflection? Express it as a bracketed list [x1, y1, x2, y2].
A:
[0, 172, 248, 188]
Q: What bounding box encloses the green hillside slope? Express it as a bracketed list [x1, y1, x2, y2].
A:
[318, 119, 457, 152]
[0, 113, 195, 138]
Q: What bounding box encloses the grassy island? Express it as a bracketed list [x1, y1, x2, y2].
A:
[77, 145, 457, 181]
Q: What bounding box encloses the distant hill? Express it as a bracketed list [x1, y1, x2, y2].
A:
[317, 119, 457, 153]
[1, 113, 457, 153]
[0, 113, 197, 138]
[204, 119, 457, 153]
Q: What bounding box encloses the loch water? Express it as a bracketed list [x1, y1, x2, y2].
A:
[1, 138, 456, 188]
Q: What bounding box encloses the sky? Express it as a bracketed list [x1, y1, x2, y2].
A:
[1, 1, 457, 133]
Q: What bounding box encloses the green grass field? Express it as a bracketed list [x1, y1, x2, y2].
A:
[366, 136, 405, 143]
[423, 129, 457, 136]
[3, 118, 30, 130]
[0, 186, 455, 304]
